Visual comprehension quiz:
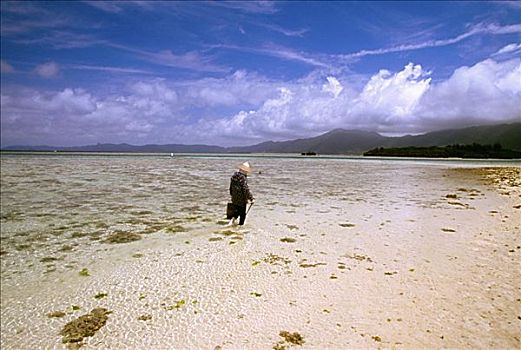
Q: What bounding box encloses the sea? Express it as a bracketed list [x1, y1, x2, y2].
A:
[1, 151, 519, 275]
[1, 151, 520, 349]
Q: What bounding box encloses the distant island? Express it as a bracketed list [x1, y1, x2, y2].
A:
[363, 143, 521, 159]
[2, 122, 520, 155]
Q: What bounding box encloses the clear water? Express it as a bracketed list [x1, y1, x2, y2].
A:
[1, 152, 519, 349]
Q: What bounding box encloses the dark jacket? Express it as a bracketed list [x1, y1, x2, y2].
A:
[229, 171, 253, 205]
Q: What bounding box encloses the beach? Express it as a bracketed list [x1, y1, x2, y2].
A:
[1, 154, 520, 349]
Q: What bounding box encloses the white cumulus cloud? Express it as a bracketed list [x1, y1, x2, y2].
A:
[1, 58, 520, 147]
[416, 58, 521, 129]
[322, 76, 343, 98]
[197, 58, 519, 143]
[493, 43, 521, 56]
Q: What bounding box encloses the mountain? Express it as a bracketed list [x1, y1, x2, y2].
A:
[2, 122, 520, 154]
[383, 123, 521, 150]
[3, 143, 226, 153]
[231, 123, 521, 154]
[227, 129, 386, 154]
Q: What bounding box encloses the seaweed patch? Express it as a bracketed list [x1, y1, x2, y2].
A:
[103, 231, 142, 244]
[137, 314, 152, 321]
[94, 292, 107, 299]
[47, 311, 66, 318]
[60, 308, 111, 347]
[273, 330, 305, 349]
[79, 268, 90, 277]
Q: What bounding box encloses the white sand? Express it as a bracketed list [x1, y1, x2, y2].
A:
[1, 158, 520, 349]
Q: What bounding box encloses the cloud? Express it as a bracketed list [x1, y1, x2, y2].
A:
[322, 77, 343, 98]
[493, 43, 521, 56]
[258, 23, 309, 37]
[70, 64, 152, 74]
[182, 70, 276, 108]
[1, 60, 15, 73]
[107, 43, 229, 73]
[34, 62, 60, 78]
[15, 30, 103, 49]
[83, 1, 123, 13]
[340, 23, 521, 60]
[2, 58, 520, 147]
[0, 2, 74, 35]
[351, 63, 431, 125]
[216, 43, 330, 68]
[209, 1, 278, 14]
[197, 58, 519, 143]
[416, 58, 521, 128]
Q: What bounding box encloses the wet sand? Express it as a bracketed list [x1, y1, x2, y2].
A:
[1, 155, 520, 349]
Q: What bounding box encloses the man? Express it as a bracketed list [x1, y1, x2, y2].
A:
[228, 162, 254, 226]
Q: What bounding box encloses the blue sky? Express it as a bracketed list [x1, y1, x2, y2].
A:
[1, 1, 520, 147]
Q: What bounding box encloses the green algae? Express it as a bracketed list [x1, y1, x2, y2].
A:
[40, 256, 59, 263]
[79, 268, 90, 277]
[263, 254, 291, 265]
[137, 314, 152, 321]
[47, 311, 66, 318]
[70, 232, 89, 238]
[60, 308, 111, 346]
[165, 299, 186, 310]
[88, 231, 104, 240]
[273, 343, 286, 350]
[347, 253, 373, 262]
[165, 225, 186, 234]
[300, 262, 326, 268]
[95, 222, 109, 229]
[131, 210, 153, 216]
[372, 335, 382, 342]
[279, 331, 305, 345]
[219, 230, 235, 236]
[15, 244, 31, 251]
[94, 292, 107, 299]
[103, 231, 142, 244]
[1, 211, 23, 221]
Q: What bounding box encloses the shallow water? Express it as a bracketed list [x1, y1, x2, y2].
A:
[1, 153, 520, 349]
[0, 152, 517, 290]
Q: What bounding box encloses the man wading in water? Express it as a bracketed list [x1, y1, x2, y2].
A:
[227, 162, 254, 226]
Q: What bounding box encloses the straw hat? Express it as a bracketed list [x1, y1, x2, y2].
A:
[238, 161, 252, 174]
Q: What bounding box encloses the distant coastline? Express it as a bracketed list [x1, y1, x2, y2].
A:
[2, 122, 520, 155]
[363, 144, 521, 159]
